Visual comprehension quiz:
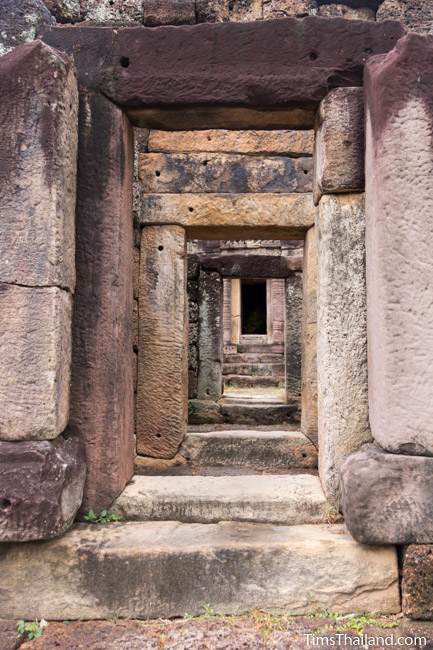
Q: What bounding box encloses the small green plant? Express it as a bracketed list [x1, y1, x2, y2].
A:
[323, 505, 341, 524]
[202, 604, 217, 617]
[310, 611, 400, 637]
[84, 509, 122, 524]
[188, 400, 198, 417]
[183, 612, 194, 620]
[17, 619, 48, 641]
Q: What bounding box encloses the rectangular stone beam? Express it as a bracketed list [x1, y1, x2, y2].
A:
[140, 194, 316, 240]
[301, 226, 318, 447]
[147, 129, 314, 156]
[199, 254, 302, 278]
[137, 225, 188, 458]
[317, 194, 371, 507]
[70, 91, 135, 511]
[139, 153, 313, 193]
[197, 270, 223, 402]
[365, 33, 433, 456]
[40, 19, 405, 125]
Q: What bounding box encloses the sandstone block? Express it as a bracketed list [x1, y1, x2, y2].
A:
[44, 0, 81, 21]
[143, 0, 196, 26]
[0, 435, 85, 541]
[197, 271, 223, 401]
[301, 226, 318, 446]
[136, 226, 188, 458]
[365, 33, 433, 456]
[377, 1, 433, 34]
[0, 40, 77, 289]
[313, 87, 365, 204]
[0, 1, 54, 56]
[263, 0, 317, 19]
[181, 428, 317, 470]
[318, 4, 375, 20]
[140, 193, 317, 240]
[82, 0, 142, 23]
[140, 153, 313, 193]
[403, 545, 433, 620]
[0, 522, 399, 619]
[148, 129, 314, 156]
[341, 444, 433, 544]
[188, 400, 224, 425]
[196, 0, 262, 23]
[70, 91, 134, 510]
[0, 284, 72, 441]
[317, 194, 371, 507]
[113, 474, 332, 525]
[285, 273, 303, 403]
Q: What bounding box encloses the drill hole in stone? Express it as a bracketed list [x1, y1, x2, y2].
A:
[120, 56, 130, 68]
[155, 170, 161, 177]
[188, 207, 194, 212]
[309, 51, 318, 61]
[0, 498, 11, 510]
[158, 245, 164, 251]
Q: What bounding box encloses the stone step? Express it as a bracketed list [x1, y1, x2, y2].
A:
[219, 402, 298, 425]
[224, 352, 284, 364]
[114, 474, 328, 525]
[223, 362, 285, 377]
[237, 343, 284, 354]
[224, 375, 283, 388]
[181, 428, 317, 470]
[0, 522, 400, 620]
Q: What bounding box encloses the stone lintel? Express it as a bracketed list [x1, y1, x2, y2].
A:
[140, 193, 316, 240]
[198, 254, 302, 277]
[40, 19, 405, 120]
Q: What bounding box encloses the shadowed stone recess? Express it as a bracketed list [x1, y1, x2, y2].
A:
[197, 270, 223, 402]
[0, 40, 78, 289]
[70, 91, 134, 511]
[301, 226, 318, 447]
[403, 545, 433, 620]
[136, 226, 188, 458]
[0, 522, 399, 619]
[317, 194, 371, 507]
[313, 87, 365, 204]
[365, 33, 433, 457]
[0, 435, 85, 541]
[0, 284, 72, 441]
[341, 444, 433, 544]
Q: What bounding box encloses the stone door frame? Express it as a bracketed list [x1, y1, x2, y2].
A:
[36, 17, 403, 508]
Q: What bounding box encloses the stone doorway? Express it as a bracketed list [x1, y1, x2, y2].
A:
[240, 279, 267, 336]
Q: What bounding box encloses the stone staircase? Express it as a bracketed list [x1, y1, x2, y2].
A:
[0, 428, 401, 620]
[223, 346, 285, 390]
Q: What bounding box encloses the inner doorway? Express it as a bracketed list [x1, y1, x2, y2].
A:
[241, 280, 267, 336]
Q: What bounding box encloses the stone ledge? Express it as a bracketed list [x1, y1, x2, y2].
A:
[0, 522, 400, 619]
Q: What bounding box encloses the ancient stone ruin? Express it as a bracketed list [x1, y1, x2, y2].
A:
[2, 0, 433, 626]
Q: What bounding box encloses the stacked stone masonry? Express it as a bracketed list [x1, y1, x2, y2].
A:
[0, 39, 86, 540]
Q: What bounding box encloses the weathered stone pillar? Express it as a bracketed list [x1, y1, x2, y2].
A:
[137, 225, 188, 458]
[365, 33, 433, 456]
[301, 226, 318, 447]
[230, 278, 241, 345]
[223, 279, 232, 346]
[269, 279, 285, 345]
[0, 41, 86, 540]
[70, 91, 135, 511]
[197, 270, 223, 401]
[317, 195, 371, 507]
[285, 273, 303, 404]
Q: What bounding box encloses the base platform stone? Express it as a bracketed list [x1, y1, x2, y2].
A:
[341, 444, 433, 544]
[0, 522, 399, 620]
[403, 545, 433, 620]
[0, 435, 86, 542]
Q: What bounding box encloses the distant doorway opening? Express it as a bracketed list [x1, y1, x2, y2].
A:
[241, 279, 267, 335]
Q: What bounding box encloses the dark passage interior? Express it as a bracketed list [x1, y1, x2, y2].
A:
[241, 280, 267, 335]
